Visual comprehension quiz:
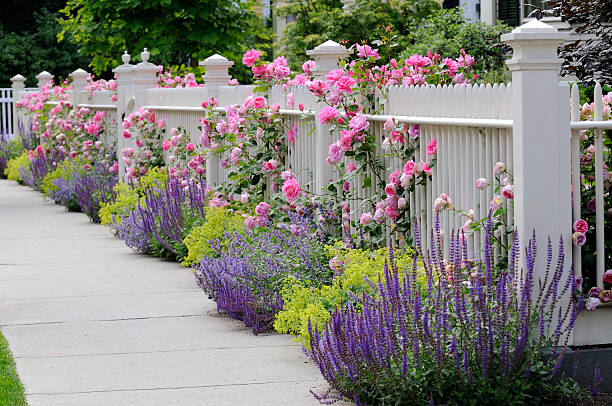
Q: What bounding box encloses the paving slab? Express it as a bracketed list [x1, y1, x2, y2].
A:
[0, 179, 335, 405]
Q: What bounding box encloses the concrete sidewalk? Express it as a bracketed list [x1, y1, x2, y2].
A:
[0, 179, 333, 406]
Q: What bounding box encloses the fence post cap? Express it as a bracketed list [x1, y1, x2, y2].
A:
[135, 48, 159, 71]
[35, 71, 53, 80]
[10, 74, 26, 82]
[501, 19, 569, 42]
[200, 54, 233, 86]
[113, 51, 135, 74]
[306, 40, 347, 56]
[69, 68, 89, 79]
[199, 54, 234, 67]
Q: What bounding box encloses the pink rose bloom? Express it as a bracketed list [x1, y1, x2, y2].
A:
[282, 178, 301, 203]
[400, 173, 411, 188]
[389, 169, 401, 184]
[336, 76, 356, 93]
[287, 123, 297, 145]
[385, 206, 399, 221]
[349, 114, 369, 133]
[374, 209, 385, 223]
[475, 178, 488, 190]
[242, 49, 262, 67]
[325, 69, 344, 82]
[264, 159, 278, 171]
[383, 118, 395, 132]
[603, 269, 612, 284]
[356, 43, 380, 59]
[573, 219, 588, 234]
[281, 170, 295, 181]
[319, 106, 339, 124]
[385, 183, 397, 196]
[426, 138, 437, 155]
[403, 160, 416, 176]
[200, 133, 210, 147]
[493, 162, 506, 176]
[108, 162, 118, 173]
[240, 193, 250, 204]
[398, 197, 407, 209]
[502, 184, 514, 199]
[409, 124, 420, 139]
[123, 130, 131, 139]
[347, 161, 356, 173]
[302, 60, 315, 75]
[286, 92, 294, 108]
[244, 216, 257, 230]
[360, 212, 373, 226]
[308, 80, 329, 96]
[253, 96, 266, 109]
[163, 140, 171, 151]
[255, 202, 271, 217]
[186, 143, 195, 152]
[490, 195, 502, 211]
[327, 143, 343, 164]
[216, 120, 227, 135]
[586, 296, 602, 311]
[339, 130, 353, 151]
[572, 232, 586, 246]
[422, 161, 433, 176]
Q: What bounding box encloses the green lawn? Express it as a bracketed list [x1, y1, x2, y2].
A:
[0, 330, 27, 405]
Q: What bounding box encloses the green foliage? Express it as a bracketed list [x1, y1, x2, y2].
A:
[0, 8, 88, 87]
[274, 245, 423, 345]
[41, 158, 83, 195]
[182, 207, 245, 266]
[58, 0, 271, 82]
[99, 167, 167, 227]
[4, 152, 29, 183]
[400, 8, 511, 83]
[277, 0, 441, 69]
[0, 330, 27, 406]
[0, 138, 24, 179]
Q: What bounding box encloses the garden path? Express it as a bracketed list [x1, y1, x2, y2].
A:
[0, 179, 334, 406]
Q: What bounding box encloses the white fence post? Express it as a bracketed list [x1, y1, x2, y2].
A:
[306, 40, 347, 193]
[35, 71, 53, 89]
[112, 51, 136, 180]
[200, 54, 234, 187]
[501, 20, 572, 308]
[69, 68, 89, 106]
[133, 48, 159, 109]
[10, 74, 25, 138]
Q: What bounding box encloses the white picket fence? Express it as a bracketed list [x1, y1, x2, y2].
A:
[8, 20, 611, 346]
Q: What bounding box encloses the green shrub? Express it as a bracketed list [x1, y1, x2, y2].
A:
[99, 167, 167, 227]
[41, 158, 84, 195]
[182, 207, 245, 266]
[400, 8, 511, 83]
[274, 245, 424, 346]
[4, 152, 29, 183]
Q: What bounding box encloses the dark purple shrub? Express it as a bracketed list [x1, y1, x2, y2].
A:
[193, 228, 329, 334]
[307, 215, 586, 405]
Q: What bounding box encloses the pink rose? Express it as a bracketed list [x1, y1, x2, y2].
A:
[385, 206, 399, 221]
[336, 76, 356, 92]
[242, 49, 262, 67]
[123, 130, 131, 139]
[384, 118, 395, 132]
[302, 60, 315, 75]
[253, 96, 266, 109]
[216, 120, 227, 135]
[572, 232, 586, 246]
[360, 212, 373, 226]
[327, 143, 343, 164]
[325, 69, 344, 82]
[282, 178, 301, 203]
[186, 143, 195, 152]
[573, 219, 588, 234]
[255, 202, 271, 217]
[264, 159, 278, 171]
[244, 216, 257, 230]
[385, 183, 396, 196]
[319, 106, 339, 124]
[163, 140, 171, 151]
[403, 160, 416, 176]
[604, 269, 612, 284]
[347, 161, 356, 173]
[240, 193, 250, 204]
[339, 130, 353, 151]
[502, 184, 514, 199]
[426, 138, 437, 155]
[409, 124, 420, 139]
[349, 114, 369, 133]
[493, 162, 506, 176]
[475, 178, 488, 190]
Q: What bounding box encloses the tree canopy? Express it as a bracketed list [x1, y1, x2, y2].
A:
[58, 0, 270, 80]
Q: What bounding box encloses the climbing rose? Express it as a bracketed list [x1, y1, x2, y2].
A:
[255, 202, 271, 217]
[360, 212, 373, 225]
[426, 139, 437, 155]
[573, 219, 588, 234]
[475, 178, 488, 190]
[327, 143, 343, 164]
[319, 106, 339, 124]
[572, 232, 586, 246]
[604, 269, 612, 284]
[349, 114, 369, 133]
[240, 193, 250, 204]
[242, 49, 262, 67]
[282, 178, 301, 203]
[490, 195, 502, 211]
[244, 216, 256, 230]
[186, 143, 195, 152]
[502, 184, 514, 199]
[493, 162, 506, 176]
[163, 140, 171, 151]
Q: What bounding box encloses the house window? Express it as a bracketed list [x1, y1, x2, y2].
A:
[521, 0, 556, 21]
